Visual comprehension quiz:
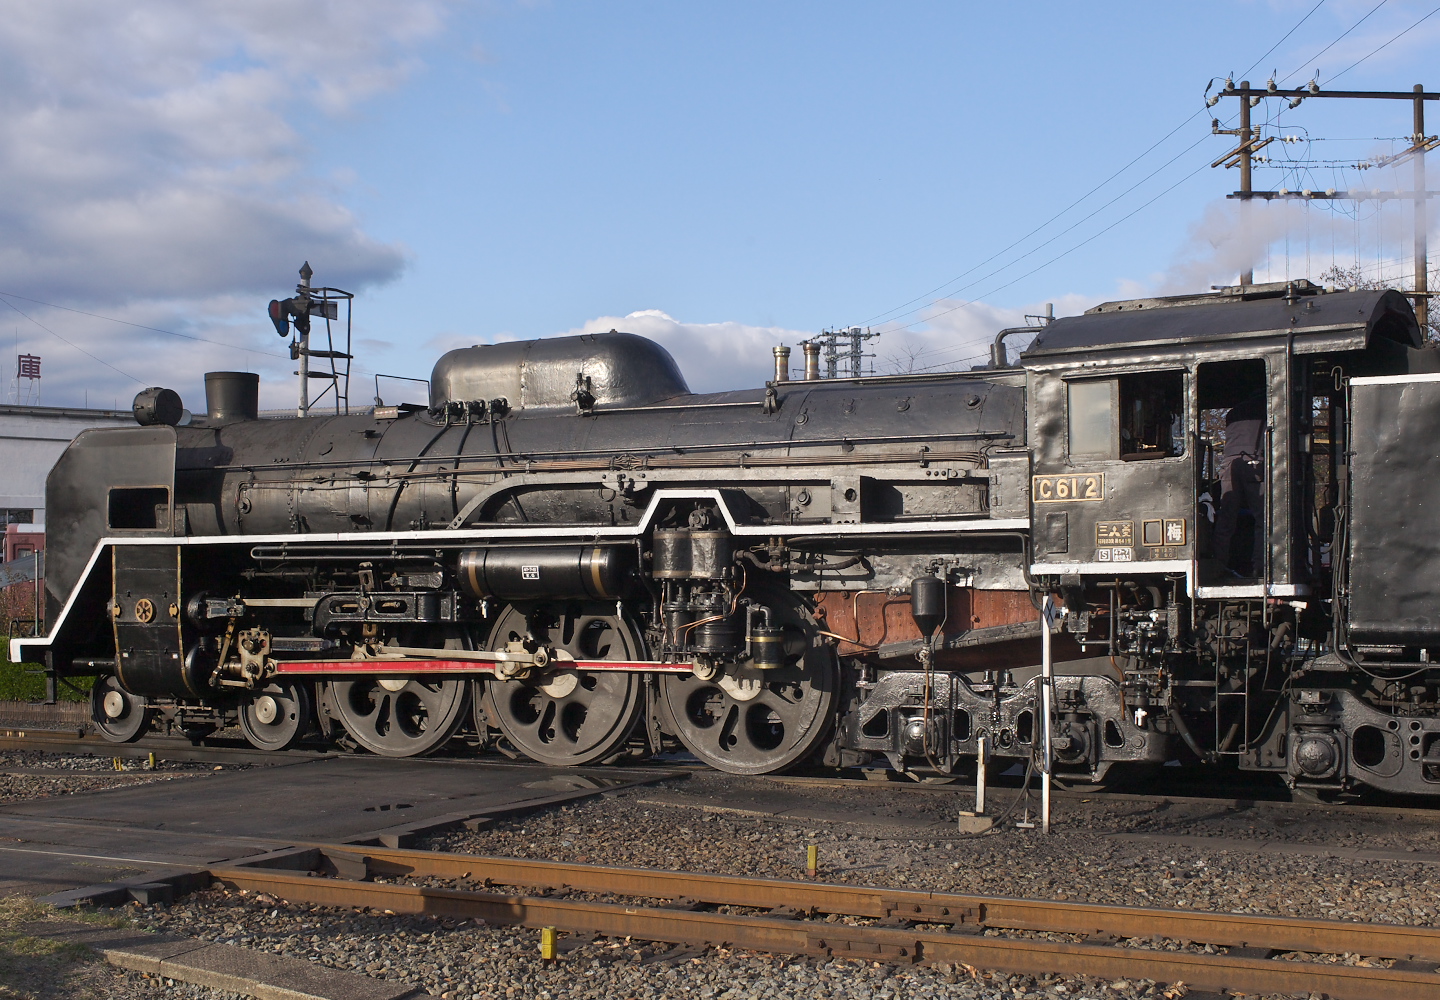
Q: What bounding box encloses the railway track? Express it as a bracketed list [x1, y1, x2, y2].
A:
[187, 842, 1438, 1000]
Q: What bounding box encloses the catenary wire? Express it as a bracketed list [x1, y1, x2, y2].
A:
[1281, 0, 1388, 85]
[860, 1, 1345, 332]
[1326, 4, 1440, 84]
[0, 290, 289, 362]
[0, 295, 145, 386]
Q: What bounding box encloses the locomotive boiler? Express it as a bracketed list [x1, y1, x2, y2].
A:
[16, 273, 1440, 796]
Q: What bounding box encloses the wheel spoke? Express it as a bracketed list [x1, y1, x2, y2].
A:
[482, 604, 644, 766]
[661, 651, 837, 775]
[330, 678, 468, 758]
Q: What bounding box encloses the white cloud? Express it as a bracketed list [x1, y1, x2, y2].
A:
[429, 296, 1105, 404]
[0, 1, 453, 408]
[564, 310, 815, 393]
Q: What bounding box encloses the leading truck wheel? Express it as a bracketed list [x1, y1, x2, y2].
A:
[91, 675, 153, 743]
[239, 680, 312, 751]
[481, 604, 645, 766]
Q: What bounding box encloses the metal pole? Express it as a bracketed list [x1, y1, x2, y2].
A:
[1416, 85, 1430, 336]
[1040, 594, 1054, 834]
[297, 262, 312, 417]
[1239, 83, 1252, 198]
[32, 549, 40, 637]
[975, 733, 987, 815]
[1240, 83, 1255, 286]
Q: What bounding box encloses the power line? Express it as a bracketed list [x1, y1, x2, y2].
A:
[1327, 4, 1440, 84]
[0, 289, 289, 362]
[1239, 0, 1328, 82]
[859, 0, 1341, 332]
[896, 157, 1215, 370]
[0, 296, 145, 386]
[0, 288, 388, 390]
[859, 110, 1207, 328]
[883, 123, 1225, 352]
[1282, 0, 1388, 85]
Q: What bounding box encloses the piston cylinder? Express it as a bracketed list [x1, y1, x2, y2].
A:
[458, 546, 635, 601]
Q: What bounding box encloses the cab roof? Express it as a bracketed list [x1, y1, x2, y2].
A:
[1021, 283, 1421, 360]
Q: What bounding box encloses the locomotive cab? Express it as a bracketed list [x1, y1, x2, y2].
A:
[1020, 280, 1429, 793]
[1022, 280, 1420, 601]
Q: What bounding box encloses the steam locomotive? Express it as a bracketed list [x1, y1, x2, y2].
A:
[15, 274, 1440, 795]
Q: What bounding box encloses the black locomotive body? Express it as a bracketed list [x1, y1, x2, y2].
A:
[17, 278, 1440, 794]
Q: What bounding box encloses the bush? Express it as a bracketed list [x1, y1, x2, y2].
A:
[0, 642, 92, 703]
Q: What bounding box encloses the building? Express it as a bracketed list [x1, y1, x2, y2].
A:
[0, 403, 134, 528]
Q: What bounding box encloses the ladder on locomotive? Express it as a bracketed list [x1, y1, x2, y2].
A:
[1212, 598, 1277, 759]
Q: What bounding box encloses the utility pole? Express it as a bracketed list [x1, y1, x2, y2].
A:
[1209, 80, 1439, 330]
[814, 326, 882, 378]
[1211, 80, 1267, 284]
[1416, 84, 1429, 332]
[1239, 85, 1253, 286]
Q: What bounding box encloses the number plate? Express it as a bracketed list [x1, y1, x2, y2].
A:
[1032, 473, 1105, 503]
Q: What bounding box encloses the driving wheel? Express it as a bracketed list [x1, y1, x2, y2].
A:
[659, 646, 837, 775]
[480, 603, 645, 766]
[327, 676, 469, 757]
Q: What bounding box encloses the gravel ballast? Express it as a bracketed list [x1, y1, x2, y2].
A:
[118, 887, 1197, 1000]
[419, 771, 1440, 926]
[0, 750, 245, 806]
[86, 768, 1440, 1000]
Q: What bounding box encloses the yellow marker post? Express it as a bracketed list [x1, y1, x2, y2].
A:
[806, 843, 819, 878]
[147, 753, 157, 770]
[112, 757, 122, 771]
[539, 926, 558, 961]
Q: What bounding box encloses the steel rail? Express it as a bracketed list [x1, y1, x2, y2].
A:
[208, 849, 1440, 999]
[290, 844, 1440, 962]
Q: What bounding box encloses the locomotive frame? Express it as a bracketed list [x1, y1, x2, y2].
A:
[15, 274, 1440, 796]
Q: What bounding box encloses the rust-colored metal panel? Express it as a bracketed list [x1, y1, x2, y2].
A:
[812, 587, 1041, 660]
[812, 588, 1058, 669]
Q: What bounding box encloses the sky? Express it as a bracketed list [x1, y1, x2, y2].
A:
[1, 0, 1438, 412]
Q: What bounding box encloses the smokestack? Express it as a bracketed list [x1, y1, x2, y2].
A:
[204, 372, 260, 422]
[772, 345, 791, 382]
[802, 341, 822, 381]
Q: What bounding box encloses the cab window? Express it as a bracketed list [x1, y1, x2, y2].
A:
[1066, 372, 1185, 461]
[1119, 372, 1185, 460]
[1067, 380, 1114, 458]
